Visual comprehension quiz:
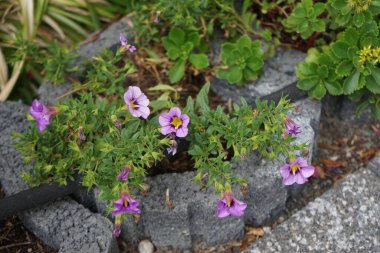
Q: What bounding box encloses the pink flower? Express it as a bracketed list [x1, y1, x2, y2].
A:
[124, 86, 150, 119]
[112, 193, 141, 216]
[120, 34, 136, 53]
[112, 222, 121, 237]
[217, 192, 247, 218]
[284, 117, 301, 136]
[29, 99, 54, 131]
[280, 157, 315, 185]
[117, 166, 130, 181]
[159, 107, 189, 137]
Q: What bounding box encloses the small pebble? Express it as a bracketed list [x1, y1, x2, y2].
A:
[138, 239, 154, 253]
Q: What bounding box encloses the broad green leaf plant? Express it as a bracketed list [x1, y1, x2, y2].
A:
[285, 0, 380, 118]
[162, 28, 209, 83]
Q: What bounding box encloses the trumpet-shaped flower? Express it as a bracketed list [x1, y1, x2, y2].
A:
[280, 157, 315, 185]
[217, 192, 247, 218]
[284, 117, 301, 136]
[117, 166, 130, 181]
[112, 193, 141, 216]
[124, 86, 150, 119]
[29, 99, 54, 132]
[120, 34, 136, 53]
[159, 107, 189, 137]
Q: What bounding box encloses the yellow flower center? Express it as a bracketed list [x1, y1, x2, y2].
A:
[359, 45, 380, 65]
[171, 117, 182, 129]
[130, 99, 139, 108]
[347, 0, 372, 12]
[123, 198, 129, 207]
[291, 164, 301, 174]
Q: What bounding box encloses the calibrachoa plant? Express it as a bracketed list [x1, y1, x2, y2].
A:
[15, 44, 314, 236]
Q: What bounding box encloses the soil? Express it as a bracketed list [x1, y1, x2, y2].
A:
[0, 186, 57, 253]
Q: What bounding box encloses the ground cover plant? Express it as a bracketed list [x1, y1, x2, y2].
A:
[15, 43, 313, 236]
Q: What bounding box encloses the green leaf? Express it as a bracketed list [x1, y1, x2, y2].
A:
[226, 66, 243, 84]
[187, 32, 200, 47]
[149, 84, 177, 92]
[310, 84, 326, 99]
[195, 82, 210, 112]
[189, 54, 209, 69]
[331, 0, 347, 10]
[325, 81, 343, 95]
[312, 20, 325, 33]
[246, 57, 264, 71]
[353, 12, 365, 27]
[314, 3, 326, 15]
[331, 42, 349, 59]
[237, 35, 251, 48]
[336, 60, 353, 77]
[220, 43, 235, 62]
[343, 71, 360, 94]
[169, 59, 186, 83]
[297, 78, 319, 90]
[167, 48, 181, 60]
[169, 28, 185, 46]
[366, 76, 380, 94]
[371, 68, 380, 85]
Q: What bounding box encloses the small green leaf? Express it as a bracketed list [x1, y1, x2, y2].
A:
[246, 57, 264, 71]
[167, 48, 180, 60]
[195, 82, 210, 112]
[149, 84, 176, 92]
[331, 42, 349, 59]
[226, 66, 243, 84]
[237, 35, 251, 48]
[336, 60, 353, 77]
[169, 28, 185, 46]
[325, 81, 343, 95]
[187, 32, 200, 47]
[297, 78, 319, 90]
[366, 76, 380, 94]
[371, 67, 380, 85]
[189, 54, 209, 69]
[343, 71, 360, 94]
[169, 59, 186, 83]
[310, 84, 326, 99]
[353, 12, 365, 27]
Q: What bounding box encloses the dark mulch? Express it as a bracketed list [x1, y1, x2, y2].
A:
[0, 186, 57, 253]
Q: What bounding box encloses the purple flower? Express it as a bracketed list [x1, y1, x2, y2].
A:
[112, 193, 141, 216]
[124, 86, 150, 119]
[119, 33, 136, 53]
[112, 222, 121, 237]
[280, 157, 315, 185]
[159, 107, 190, 137]
[217, 192, 247, 218]
[117, 166, 130, 181]
[167, 139, 178, 155]
[29, 99, 53, 131]
[114, 120, 122, 129]
[284, 117, 301, 136]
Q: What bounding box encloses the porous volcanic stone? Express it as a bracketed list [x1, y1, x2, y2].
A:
[20, 197, 118, 253]
[211, 48, 307, 105]
[38, 16, 132, 104]
[0, 101, 119, 253]
[245, 166, 380, 253]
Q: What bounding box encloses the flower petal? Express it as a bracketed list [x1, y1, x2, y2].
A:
[169, 107, 181, 117]
[176, 127, 188, 137]
[300, 166, 315, 179]
[159, 113, 172, 126]
[280, 164, 290, 178]
[295, 173, 307, 184]
[129, 107, 141, 118]
[180, 114, 190, 127]
[161, 125, 173, 135]
[139, 106, 150, 119]
[217, 201, 230, 218]
[136, 94, 149, 106]
[283, 174, 296, 185]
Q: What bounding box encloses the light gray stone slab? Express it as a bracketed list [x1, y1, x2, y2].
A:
[245, 167, 380, 253]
